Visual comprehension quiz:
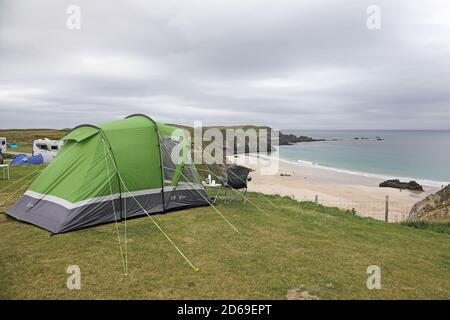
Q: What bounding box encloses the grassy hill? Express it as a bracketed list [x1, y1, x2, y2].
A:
[0, 125, 267, 155]
[0, 129, 68, 154]
[1, 166, 449, 299]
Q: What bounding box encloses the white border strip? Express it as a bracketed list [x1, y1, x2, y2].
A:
[25, 190, 76, 209]
[24, 185, 204, 210]
[24, 189, 161, 210]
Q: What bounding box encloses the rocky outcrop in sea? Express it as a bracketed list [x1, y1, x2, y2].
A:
[379, 179, 424, 191]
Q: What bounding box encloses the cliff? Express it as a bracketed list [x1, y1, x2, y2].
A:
[408, 185, 450, 221]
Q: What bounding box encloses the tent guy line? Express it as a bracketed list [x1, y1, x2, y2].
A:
[162, 164, 241, 234]
[159, 139, 240, 234]
[102, 137, 199, 272]
[102, 139, 128, 276]
[0, 168, 42, 194]
[197, 167, 269, 216]
[0, 170, 41, 207]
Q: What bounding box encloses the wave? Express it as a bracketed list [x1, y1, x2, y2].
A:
[249, 153, 449, 187]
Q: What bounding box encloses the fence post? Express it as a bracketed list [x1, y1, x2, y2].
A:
[315, 195, 318, 204]
[385, 195, 389, 222]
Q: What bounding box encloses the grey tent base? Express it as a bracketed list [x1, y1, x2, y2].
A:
[7, 189, 209, 234]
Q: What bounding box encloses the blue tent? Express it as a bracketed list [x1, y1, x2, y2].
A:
[10, 154, 27, 166]
[28, 154, 43, 165]
[10, 154, 43, 166]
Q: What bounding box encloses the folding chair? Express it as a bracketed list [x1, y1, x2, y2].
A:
[222, 165, 251, 205]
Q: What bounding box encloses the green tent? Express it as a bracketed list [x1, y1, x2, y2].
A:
[7, 114, 208, 233]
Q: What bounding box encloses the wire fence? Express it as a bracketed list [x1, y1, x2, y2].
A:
[294, 194, 412, 222]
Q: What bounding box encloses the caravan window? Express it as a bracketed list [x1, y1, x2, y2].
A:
[1, 141, 5, 145]
[51, 145, 58, 151]
[37, 144, 49, 151]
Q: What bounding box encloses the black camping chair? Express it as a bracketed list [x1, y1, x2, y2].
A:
[222, 165, 252, 205]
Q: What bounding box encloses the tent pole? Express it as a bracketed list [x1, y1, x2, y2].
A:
[124, 114, 165, 213]
[154, 124, 166, 213]
[99, 131, 123, 219]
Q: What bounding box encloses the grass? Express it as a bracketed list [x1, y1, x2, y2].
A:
[0, 166, 449, 299]
[0, 165, 44, 210]
[401, 220, 450, 235]
[0, 129, 68, 154]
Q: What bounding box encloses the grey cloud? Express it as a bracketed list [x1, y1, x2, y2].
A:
[1, 0, 450, 129]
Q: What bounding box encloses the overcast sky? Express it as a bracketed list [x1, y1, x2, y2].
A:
[1, 0, 450, 129]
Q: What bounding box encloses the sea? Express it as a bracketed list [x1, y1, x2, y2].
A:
[279, 130, 450, 187]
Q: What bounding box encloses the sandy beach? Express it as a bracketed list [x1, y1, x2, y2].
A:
[228, 154, 441, 222]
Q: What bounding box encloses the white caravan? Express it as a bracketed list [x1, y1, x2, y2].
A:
[0, 137, 6, 153]
[33, 139, 64, 163]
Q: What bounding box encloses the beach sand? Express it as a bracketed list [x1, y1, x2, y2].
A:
[228, 154, 440, 222]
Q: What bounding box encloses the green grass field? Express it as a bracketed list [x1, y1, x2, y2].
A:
[1, 165, 449, 299]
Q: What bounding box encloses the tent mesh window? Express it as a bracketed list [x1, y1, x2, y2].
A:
[160, 136, 178, 186]
[179, 163, 201, 186]
[160, 135, 201, 188]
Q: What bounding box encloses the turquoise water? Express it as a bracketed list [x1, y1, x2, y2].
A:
[280, 130, 450, 186]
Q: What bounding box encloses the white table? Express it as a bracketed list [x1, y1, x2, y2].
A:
[203, 183, 223, 204]
[0, 164, 10, 180]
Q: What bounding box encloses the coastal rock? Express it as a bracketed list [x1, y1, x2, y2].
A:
[379, 179, 424, 191]
[354, 136, 383, 141]
[409, 185, 450, 220]
[279, 133, 325, 145]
